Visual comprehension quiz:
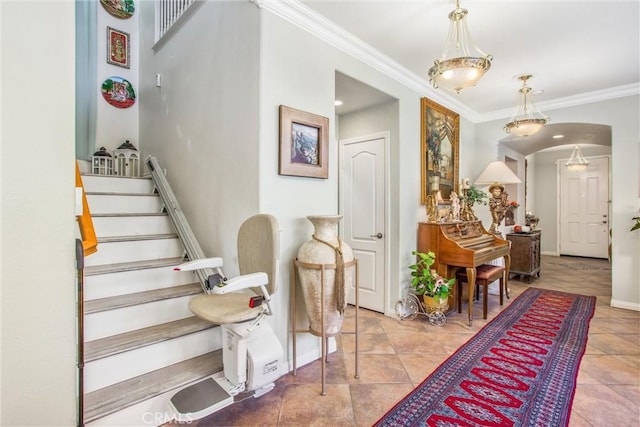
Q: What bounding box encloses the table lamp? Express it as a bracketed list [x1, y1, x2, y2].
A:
[475, 161, 522, 233]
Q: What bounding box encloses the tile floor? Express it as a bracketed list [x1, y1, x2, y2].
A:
[174, 255, 639, 426]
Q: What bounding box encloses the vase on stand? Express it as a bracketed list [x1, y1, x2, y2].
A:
[296, 215, 354, 337]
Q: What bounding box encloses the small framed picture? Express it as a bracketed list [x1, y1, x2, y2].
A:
[279, 105, 329, 179]
[107, 27, 130, 69]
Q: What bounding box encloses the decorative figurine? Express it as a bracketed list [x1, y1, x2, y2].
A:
[488, 183, 509, 233]
[450, 191, 461, 221]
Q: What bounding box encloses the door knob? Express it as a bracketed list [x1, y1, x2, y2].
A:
[370, 233, 383, 239]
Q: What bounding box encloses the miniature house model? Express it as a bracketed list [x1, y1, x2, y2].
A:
[114, 140, 140, 177]
[91, 147, 114, 175]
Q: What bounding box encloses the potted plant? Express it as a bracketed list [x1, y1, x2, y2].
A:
[464, 185, 488, 208]
[409, 250, 456, 311]
[631, 216, 640, 232]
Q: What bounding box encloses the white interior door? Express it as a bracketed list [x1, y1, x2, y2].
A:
[559, 156, 609, 258]
[339, 132, 388, 313]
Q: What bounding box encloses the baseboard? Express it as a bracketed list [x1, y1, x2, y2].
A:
[610, 299, 640, 312]
[287, 338, 337, 372]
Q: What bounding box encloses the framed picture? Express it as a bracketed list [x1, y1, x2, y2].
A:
[420, 97, 459, 204]
[100, 0, 135, 19]
[107, 27, 130, 68]
[279, 105, 329, 179]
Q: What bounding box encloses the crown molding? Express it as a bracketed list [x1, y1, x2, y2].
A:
[479, 82, 640, 123]
[252, 0, 639, 124]
[252, 0, 479, 120]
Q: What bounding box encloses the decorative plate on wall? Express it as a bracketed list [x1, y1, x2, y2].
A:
[100, 0, 135, 19]
[101, 76, 136, 109]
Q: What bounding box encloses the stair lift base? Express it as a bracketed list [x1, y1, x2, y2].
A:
[168, 320, 284, 421]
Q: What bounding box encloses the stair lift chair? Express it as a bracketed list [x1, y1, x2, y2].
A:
[169, 214, 284, 421]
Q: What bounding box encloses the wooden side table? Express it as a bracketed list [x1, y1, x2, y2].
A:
[506, 230, 541, 282]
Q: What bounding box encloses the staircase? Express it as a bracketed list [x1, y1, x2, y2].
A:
[80, 174, 222, 426]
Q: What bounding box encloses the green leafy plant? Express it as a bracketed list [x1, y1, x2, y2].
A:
[409, 251, 455, 299]
[631, 217, 640, 232]
[464, 185, 488, 207]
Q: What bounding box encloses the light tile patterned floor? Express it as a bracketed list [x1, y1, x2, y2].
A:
[175, 255, 640, 426]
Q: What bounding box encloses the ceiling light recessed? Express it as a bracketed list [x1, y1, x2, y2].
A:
[552, 134, 564, 139]
[334, 100, 343, 106]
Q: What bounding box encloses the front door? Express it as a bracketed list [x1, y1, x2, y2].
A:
[339, 132, 388, 313]
[559, 156, 609, 258]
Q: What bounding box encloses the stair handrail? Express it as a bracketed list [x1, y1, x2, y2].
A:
[76, 162, 98, 256]
[146, 156, 214, 293]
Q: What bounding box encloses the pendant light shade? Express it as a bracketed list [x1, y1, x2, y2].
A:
[566, 145, 589, 171]
[428, 0, 492, 93]
[504, 75, 549, 137]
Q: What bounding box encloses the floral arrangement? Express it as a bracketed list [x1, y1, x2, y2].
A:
[525, 211, 539, 227]
[508, 201, 519, 209]
[409, 251, 455, 299]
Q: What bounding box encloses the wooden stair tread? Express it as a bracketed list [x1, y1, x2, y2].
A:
[92, 212, 168, 218]
[84, 257, 185, 276]
[82, 174, 151, 179]
[86, 191, 159, 196]
[98, 233, 178, 243]
[84, 350, 223, 423]
[85, 283, 203, 314]
[85, 316, 218, 362]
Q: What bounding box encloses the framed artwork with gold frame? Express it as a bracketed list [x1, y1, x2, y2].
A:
[420, 97, 460, 204]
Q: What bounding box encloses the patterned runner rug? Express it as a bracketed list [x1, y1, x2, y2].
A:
[375, 288, 596, 427]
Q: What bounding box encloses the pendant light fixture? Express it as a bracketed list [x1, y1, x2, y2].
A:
[427, 0, 492, 93]
[566, 145, 589, 171]
[504, 74, 549, 137]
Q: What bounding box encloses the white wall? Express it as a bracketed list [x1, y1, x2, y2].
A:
[139, 0, 509, 363]
[1, 1, 77, 425]
[138, 0, 261, 270]
[477, 95, 640, 311]
[256, 9, 488, 358]
[95, 1, 140, 154]
[530, 145, 612, 254]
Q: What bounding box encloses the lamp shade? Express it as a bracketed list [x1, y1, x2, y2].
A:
[475, 161, 522, 186]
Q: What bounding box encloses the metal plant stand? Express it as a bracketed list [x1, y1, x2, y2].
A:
[395, 293, 448, 326]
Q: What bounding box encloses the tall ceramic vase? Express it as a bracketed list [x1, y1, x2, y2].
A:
[297, 215, 354, 337]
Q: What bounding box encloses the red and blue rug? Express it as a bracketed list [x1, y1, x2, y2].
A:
[375, 288, 596, 427]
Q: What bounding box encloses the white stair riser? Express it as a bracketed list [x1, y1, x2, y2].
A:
[84, 327, 220, 393]
[93, 215, 175, 237]
[84, 296, 195, 341]
[85, 268, 197, 301]
[86, 376, 218, 427]
[85, 238, 183, 267]
[87, 194, 163, 215]
[82, 176, 155, 194]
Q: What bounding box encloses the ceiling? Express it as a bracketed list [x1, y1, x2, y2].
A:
[300, 0, 639, 154]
